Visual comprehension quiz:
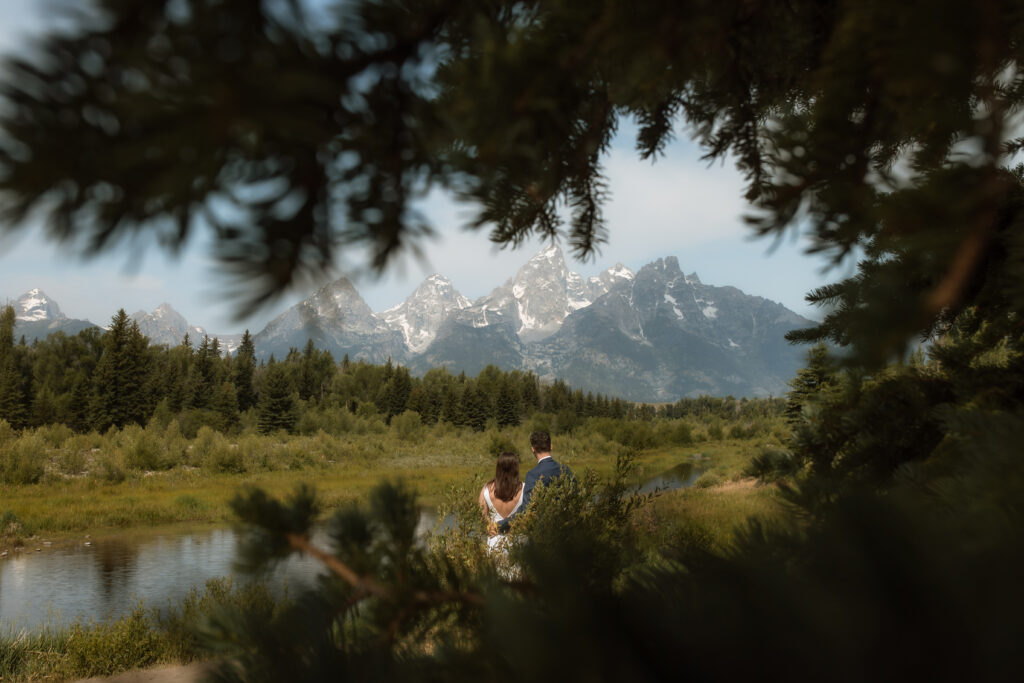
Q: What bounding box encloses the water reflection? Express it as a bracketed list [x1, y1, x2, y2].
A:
[636, 462, 703, 494]
[0, 528, 325, 632]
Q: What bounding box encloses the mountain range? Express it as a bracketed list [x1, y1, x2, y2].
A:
[5, 246, 815, 400]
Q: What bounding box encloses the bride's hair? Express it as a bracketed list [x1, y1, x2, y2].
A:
[489, 451, 522, 502]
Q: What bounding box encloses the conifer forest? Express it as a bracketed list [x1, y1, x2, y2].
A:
[1, 0, 1024, 681]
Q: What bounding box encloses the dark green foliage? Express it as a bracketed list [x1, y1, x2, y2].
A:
[0, 306, 28, 429]
[495, 377, 520, 428]
[233, 331, 257, 412]
[89, 310, 152, 431]
[257, 362, 297, 434]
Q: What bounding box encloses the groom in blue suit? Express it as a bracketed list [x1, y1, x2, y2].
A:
[494, 431, 574, 535]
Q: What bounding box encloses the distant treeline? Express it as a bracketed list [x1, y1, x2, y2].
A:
[0, 306, 784, 436]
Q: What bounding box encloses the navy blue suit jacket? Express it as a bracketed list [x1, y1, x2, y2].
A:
[497, 456, 574, 533]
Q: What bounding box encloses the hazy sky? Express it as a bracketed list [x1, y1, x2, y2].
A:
[0, 1, 846, 334]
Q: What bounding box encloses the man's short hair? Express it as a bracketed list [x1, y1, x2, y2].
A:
[530, 431, 551, 453]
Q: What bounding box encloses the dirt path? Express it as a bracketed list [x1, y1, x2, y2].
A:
[73, 662, 209, 683]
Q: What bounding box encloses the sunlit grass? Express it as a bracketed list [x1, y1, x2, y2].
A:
[1, 418, 789, 548]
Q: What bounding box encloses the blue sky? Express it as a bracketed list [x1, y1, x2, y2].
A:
[0, 0, 845, 334]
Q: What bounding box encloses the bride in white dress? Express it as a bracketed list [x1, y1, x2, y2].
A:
[478, 451, 524, 557]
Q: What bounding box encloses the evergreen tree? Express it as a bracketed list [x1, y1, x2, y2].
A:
[441, 384, 463, 427]
[496, 377, 520, 428]
[89, 310, 149, 430]
[257, 361, 297, 434]
[461, 383, 488, 432]
[0, 306, 27, 429]
[785, 344, 838, 426]
[384, 366, 412, 420]
[233, 330, 257, 411]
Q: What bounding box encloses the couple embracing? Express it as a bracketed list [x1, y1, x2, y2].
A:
[478, 431, 574, 554]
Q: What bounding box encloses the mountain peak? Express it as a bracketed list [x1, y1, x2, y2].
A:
[15, 289, 64, 322]
[382, 274, 471, 353]
[130, 304, 204, 347]
[534, 243, 562, 261]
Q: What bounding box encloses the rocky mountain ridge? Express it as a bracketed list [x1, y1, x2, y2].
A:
[7, 247, 815, 400]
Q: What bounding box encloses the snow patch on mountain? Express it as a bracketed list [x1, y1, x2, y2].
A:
[382, 274, 471, 353]
[15, 289, 64, 322]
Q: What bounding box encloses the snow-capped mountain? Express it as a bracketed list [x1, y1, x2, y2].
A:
[15, 288, 65, 322]
[254, 277, 405, 362]
[8, 288, 96, 342]
[382, 274, 472, 353]
[7, 245, 816, 399]
[456, 244, 635, 342]
[521, 256, 810, 399]
[130, 304, 207, 347]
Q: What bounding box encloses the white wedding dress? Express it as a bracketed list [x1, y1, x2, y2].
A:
[483, 483, 524, 554]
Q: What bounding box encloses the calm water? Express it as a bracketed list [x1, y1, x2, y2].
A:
[1, 464, 698, 632]
[635, 461, 703, 494]
[0, 527, 325, 631]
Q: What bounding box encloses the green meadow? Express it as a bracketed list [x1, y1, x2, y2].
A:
[1, 417, 786, 550]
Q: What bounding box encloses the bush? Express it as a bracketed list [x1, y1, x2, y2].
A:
[55, 444, 87, 475]
[193, 426, 244, 473]
[36, 423, 74, 448]
[1, 509, 27, 540]
[0, 419, 15, 447]
[94, 453, 126, 483]
[122, 426, 168, 471]
[693, 471, 723, 489]
[551, 409, 579, 434]
[0, 434, 45, 484]
[529, 412, 554, 434]
[391, 410, 423, 441]
[486, 430, 518, 457]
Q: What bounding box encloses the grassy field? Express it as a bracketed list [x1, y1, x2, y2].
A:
[1, 420, 786, 550]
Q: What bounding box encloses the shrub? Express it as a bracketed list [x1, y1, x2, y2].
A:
[205, 444, 246, 474]
[707, 421, 725, 441]
[551, 409, 579, 434]
[162, 420, 188, 465]
[486, 430, 518, 457]
[1, 509, 27, 540]
[0, 419, 15, 447]
[36, 423, 74, 448]
[193, 426, 244, 473]
[693, 471, 723, 489]
[391, 410, 423, 441]
[123, 426, 168, 471]
[0, 434, 45, 484]
[529, 412, 554, 434]
[55, 445, 87, 475]
[94, 453, 126, 483]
